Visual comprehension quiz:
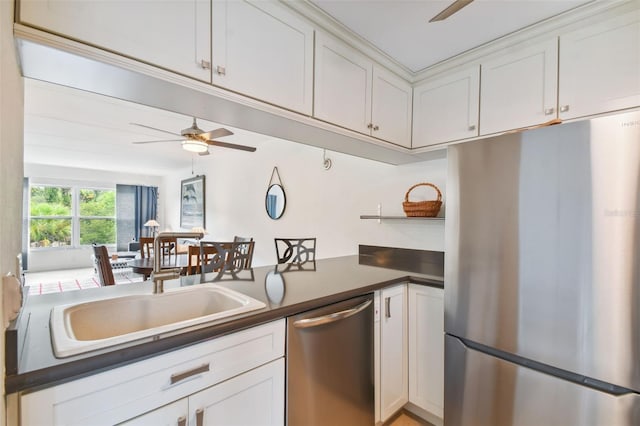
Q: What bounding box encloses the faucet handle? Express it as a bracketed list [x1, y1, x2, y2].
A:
[151, 268, 181, 280]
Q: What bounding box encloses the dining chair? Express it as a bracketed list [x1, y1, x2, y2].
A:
[274, 238, 316, 264]
[92, 244, 115, 286]
[140, 237, 176, 258]
[233, 236, 255, 268]
[186, 244, 220, 275]
[229, 240, 255, 270]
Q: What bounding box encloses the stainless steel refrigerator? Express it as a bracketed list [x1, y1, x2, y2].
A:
[445, 110, 640, 425]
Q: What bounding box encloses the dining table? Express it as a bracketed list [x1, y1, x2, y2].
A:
[128, 254, 190, 281]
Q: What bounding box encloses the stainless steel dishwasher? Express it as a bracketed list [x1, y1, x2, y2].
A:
[286, 294, 374, 425]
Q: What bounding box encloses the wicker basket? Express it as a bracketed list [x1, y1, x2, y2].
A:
[402, 183, 442, 217]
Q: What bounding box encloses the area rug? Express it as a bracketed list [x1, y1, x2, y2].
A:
[27, 271, 144, 296]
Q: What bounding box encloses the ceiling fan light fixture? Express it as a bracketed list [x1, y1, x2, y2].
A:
[181, 139, 208, 153]
[429, 0, 474, 22]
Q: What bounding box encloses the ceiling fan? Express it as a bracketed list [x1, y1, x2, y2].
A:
[131, 118, 256, 155]
[429, 0, 474, 22]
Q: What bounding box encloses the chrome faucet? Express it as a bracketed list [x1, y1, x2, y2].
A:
[151, 231, 204, 294]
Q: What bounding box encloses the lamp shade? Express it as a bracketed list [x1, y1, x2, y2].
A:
[182, 140, 208, 153]
[144, 219, 160, 227]
[191, 226, 208, 235]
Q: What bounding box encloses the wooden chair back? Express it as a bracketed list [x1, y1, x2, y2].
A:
[140, 237, 177, 259]
[186, 244, 220, 275]
[92, 244, 115, 286]
[274, 238, 316, 264]
[230, 240, 255, 270]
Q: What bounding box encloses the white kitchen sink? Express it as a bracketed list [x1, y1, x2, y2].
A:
[50, 284, 266, 358]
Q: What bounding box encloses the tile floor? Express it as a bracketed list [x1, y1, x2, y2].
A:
[24, 267, 144, 295]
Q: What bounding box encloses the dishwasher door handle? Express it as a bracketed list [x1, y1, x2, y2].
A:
[293, 299, 372, 328]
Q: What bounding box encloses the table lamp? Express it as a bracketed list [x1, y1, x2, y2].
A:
[144, 219, 160, 237]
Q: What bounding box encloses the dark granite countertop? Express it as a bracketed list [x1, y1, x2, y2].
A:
[6, 255, 443, 394]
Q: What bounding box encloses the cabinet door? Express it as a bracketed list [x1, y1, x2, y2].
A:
[380, 284, 408, 421]
[371, 66, 413, 147]
[212, 0, 314, 115]
[189, 358, 285, 426]
[480, 38, 558, 135]
[413, 65, 480, 148]
[559, 9, 640, 120]
[408, 285, 444, 419]
[118, 399, 188, 426]
[18, 0, 211, 82]
[314, 31, 372, 134]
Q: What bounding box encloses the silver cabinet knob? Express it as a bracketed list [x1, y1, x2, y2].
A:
[560, 105, 570, 113]
[367, 123, 373, 129]
[199, 60, 211, 70]
[215, 66, 226, 76]
[373, 125, 379, 131]
[544, 107, 555, 115]
[468, 125, 476, 131]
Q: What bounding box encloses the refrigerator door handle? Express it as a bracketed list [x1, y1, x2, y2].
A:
[293, 299, 372, 328]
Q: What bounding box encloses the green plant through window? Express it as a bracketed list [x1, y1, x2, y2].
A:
[29, 185, 116, 248]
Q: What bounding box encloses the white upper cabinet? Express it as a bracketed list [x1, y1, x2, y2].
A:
[559, 8, 640, 120]
[480, 38, 559, 136]
[413, 65, 480, 148]
[315, 31, 373, 134]
[371, 66, 413, 147]
[18, 0, 212, 82]
[212, 0, 314, 115]
[314, 32, 412, 147]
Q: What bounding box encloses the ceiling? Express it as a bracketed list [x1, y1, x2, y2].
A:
[24, 79, 272, 175]
[24, 0, 593, 173]
[309, 0, 592, 72]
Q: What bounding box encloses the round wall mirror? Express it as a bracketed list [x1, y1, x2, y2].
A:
[266, 184, 286, 220]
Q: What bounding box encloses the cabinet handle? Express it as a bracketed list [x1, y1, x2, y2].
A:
[468, 124, 476, 131]
[367, 123, 373, 129]
[177, 416, 186, 426]
[384, 297, 391, 318]
[215, 65, 226, 76]
[199, 60, 211, 70]
[170, 363, 210, 385]
[544, 107, 555, 115]
[196, 408, 204, 426]
[560, 105, 570, 113]
[373, 125, 379, 131]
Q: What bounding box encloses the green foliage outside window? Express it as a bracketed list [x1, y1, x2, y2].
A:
[29, 186, 116, 248]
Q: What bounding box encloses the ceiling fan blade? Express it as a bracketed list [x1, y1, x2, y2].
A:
[429, 0, 473, 22]
[130, 122, 182, 137]
[205, 139, 256, 152]
[200, 128, 234, 140]
[133, 139, 184, 144]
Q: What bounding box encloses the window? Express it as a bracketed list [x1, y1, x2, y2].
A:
[29, 185, 116, 248]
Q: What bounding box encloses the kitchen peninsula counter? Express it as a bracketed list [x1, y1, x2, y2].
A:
[6, 255, 443, 394]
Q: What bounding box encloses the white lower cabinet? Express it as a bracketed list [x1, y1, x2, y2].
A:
[379, 284, 408, 422]
[376, 283, 444, 424]
[122, 359, 284, 426]
[408, 284, 444, 419]
[20, 320, 285, 426]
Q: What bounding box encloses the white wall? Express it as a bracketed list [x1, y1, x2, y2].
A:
[163, 137, 447, 267]
[1, 0, 24, 419]
[24, 163, 164, 271]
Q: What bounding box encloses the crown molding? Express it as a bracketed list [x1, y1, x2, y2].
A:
[412, 0, 637, 83]
[280, 0, 414, 81]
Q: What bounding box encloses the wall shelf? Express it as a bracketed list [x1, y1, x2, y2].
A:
[360, 215, 444, 221]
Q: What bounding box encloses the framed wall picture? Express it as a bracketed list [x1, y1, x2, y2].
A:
[180, 175, 205, 229]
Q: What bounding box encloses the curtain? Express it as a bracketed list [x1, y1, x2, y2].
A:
[116, 185, 158, 251]
[21, 177, 29, 270]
